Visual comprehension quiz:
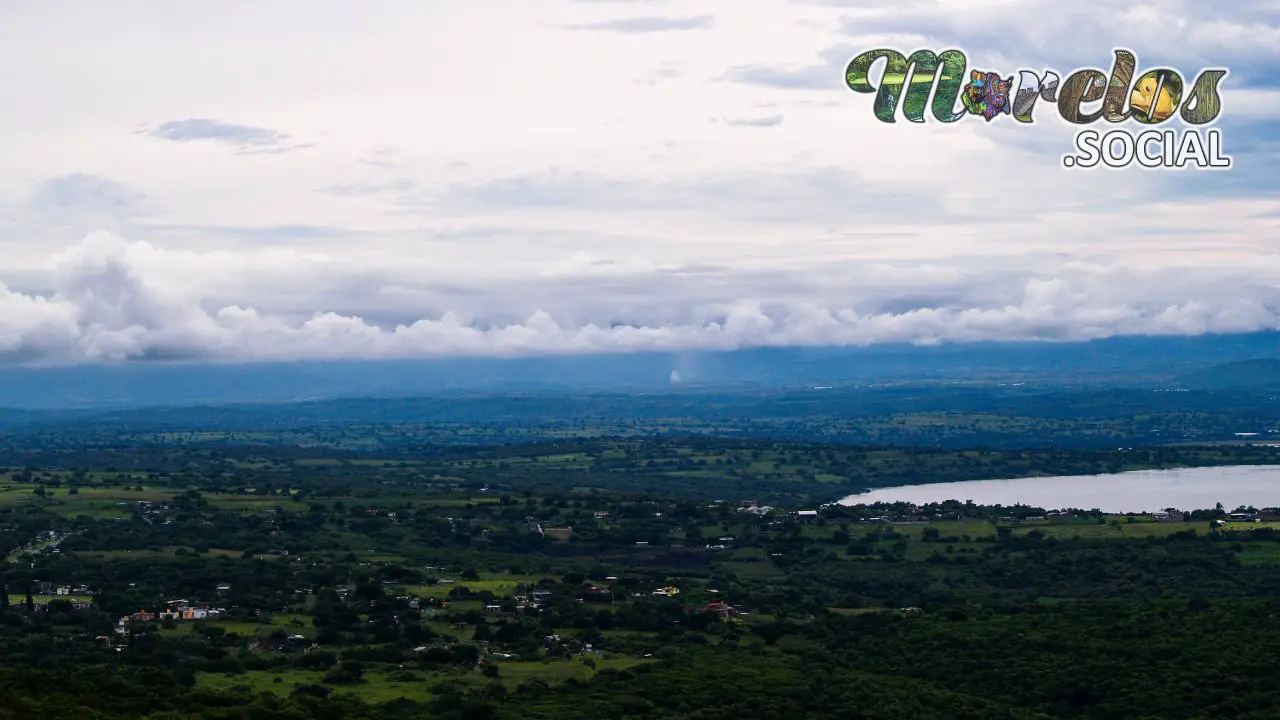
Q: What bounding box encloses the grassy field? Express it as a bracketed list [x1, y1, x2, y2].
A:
[1008, 519, 1280, 540]
[1239, 542, 1280, 566]
[401, 574, 550, 599]
[160, 613, 315, 639]
[720, 548, 785, 579]
[0, 478, 310, 517]
[31, 594, 92, 605]
[492, 656, 652, 689]
[198, 668, 329, 695]
[198, 666, 446, 703]
[204, 494, 310, 512]
[196, 655, 652, 702]
[0, 479, 176, 519]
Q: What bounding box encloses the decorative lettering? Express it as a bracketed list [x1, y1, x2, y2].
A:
[1130, 69, 1183, 124]
[1013, 70, 1060, 123]
[1058, 69, 1108, 124]
[1103, 50, 1137, 122]
[1181, 69, 1228, 125]
[845, 48, 968, 123]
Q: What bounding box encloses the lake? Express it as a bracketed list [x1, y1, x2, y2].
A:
[839, 465, 1280, 514]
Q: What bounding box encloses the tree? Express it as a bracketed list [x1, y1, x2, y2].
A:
[595, 608, 615, 630]
[754, 622, 785, 646]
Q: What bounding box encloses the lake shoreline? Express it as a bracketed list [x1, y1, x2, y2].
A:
[839, 464, 1280, 514]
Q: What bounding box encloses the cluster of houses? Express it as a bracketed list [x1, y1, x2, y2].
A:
[526, 516, 574, 541]
[1151, 509, 1280, 523]
[480, 589, 558, 618]
[474, 582, 748, 628]
[704, 536, 734, 551]
[1228, 508, 1280, 522]
[35, 581, 91, 596]
[9, 530, 69, 557]
[702, 601, 745, 621]
[132, 499, 174, 524]
[15, 582, 94, 611]
[115, 600, 226, 634]
[735, 503, 823, 522]
[737, 501, 774, 516]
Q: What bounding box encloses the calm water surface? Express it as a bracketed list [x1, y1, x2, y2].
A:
[839, 465, 1280, 513]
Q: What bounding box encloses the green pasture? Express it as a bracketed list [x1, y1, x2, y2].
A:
[196, 654, 650, 703]
[198, 668, 327, 695]
[402, 575, 549, 599]
[492, 656, 651, 689]
[31, 594, 93, 605]
[1238, 543, 1280, 566]
[161, 614, 315, 639]
[199, 666, 440, 703]
[0, 482, 173, 511]
[73, 547, 263, 561]
[1009, 519, 1280, 540]
[204, 494, 310, 512]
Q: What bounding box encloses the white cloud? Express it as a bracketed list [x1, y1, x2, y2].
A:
[0, 230, 1277, 363]
[0, 1, 1275, 364]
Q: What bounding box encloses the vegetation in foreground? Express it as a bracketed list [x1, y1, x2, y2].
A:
[0, 433, 1279, 718]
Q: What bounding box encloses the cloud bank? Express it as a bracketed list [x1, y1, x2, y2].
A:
[3, 231, 1280, 364]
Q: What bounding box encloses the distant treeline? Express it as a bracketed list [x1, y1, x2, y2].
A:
[4, 383, 1280, 450]
[2, 436, 1280, 505]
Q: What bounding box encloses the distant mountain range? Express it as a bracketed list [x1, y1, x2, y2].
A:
[1172, 358, 1280, 390]
[1, 331, 1279, 410]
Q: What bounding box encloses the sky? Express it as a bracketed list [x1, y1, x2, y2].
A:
[0, 0, 1277, 364]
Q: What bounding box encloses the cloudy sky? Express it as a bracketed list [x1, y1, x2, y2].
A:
[0, 0, 1277, 364]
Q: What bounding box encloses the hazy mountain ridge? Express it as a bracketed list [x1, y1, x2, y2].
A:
[0, 332, 1277, 411]
[1173, 359, 1280, 390]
